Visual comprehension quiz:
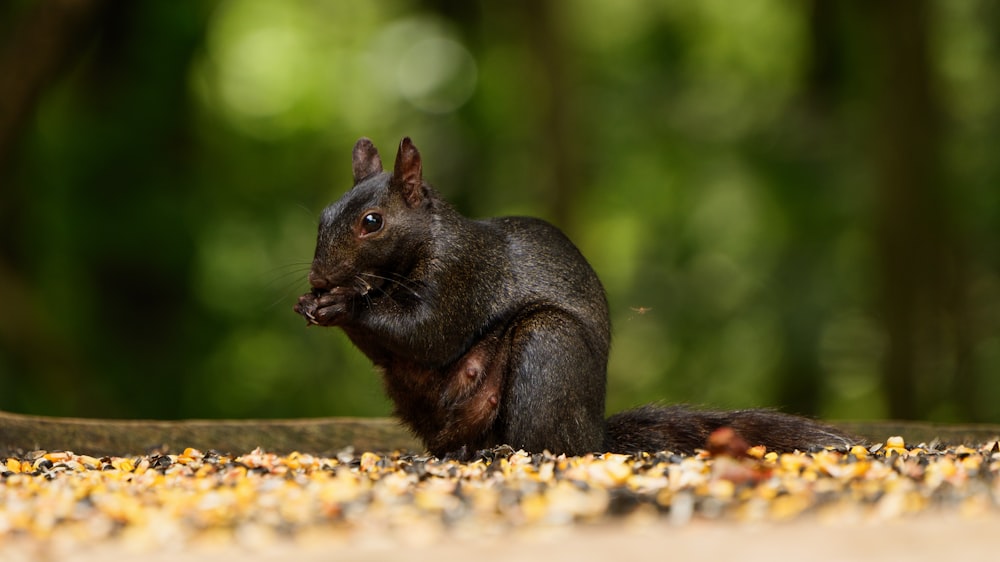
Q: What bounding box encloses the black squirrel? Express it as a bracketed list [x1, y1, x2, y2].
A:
[294, 137, 857, 458]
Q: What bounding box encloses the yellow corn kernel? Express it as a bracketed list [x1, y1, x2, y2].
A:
[885, 436, 905, 449]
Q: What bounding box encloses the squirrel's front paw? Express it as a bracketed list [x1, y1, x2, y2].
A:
[294, 290, 349, 326]
[293, 292, 320, 325]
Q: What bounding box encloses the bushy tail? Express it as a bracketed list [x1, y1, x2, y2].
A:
[603, 404, 859, 455]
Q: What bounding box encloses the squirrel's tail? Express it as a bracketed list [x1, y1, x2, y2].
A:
[603, 404, 859, 455]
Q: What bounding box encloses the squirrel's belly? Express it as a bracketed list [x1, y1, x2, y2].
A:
[383, 333, 509, 456]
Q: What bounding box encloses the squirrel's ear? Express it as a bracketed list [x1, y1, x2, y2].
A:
[392, 137, 424, 207]
[352, 138, 383, 185]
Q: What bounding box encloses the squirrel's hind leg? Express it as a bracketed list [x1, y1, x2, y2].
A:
[498, 309, 608, 456]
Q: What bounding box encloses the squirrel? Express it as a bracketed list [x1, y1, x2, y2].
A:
[294, 137, 858, 459]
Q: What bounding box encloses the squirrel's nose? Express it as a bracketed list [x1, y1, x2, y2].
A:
[308, 270, 330, 290]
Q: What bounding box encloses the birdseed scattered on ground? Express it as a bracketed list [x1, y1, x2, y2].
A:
[1, 437, 998, 551]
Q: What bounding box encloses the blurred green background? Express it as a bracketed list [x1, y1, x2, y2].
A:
[1, 0, 998, 424]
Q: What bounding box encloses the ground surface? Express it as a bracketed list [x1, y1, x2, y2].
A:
[6, 514, 998, 561]
[2, 435, 998, 558]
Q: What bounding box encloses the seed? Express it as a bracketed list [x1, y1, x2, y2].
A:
[885, 436, 906, 450]
[849, 445, 869, 459]
[1, 437, 998, 550]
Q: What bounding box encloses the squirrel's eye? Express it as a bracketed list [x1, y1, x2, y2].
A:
[360, 212, 383, 234]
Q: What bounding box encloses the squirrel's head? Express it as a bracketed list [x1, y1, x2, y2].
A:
[307, 137, 436, 299]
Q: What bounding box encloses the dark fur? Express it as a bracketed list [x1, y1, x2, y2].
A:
[604, 404, 853, 455]
[295, 137, 858, 458]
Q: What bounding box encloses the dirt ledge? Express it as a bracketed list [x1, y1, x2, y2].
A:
[3, 409, 999, 456]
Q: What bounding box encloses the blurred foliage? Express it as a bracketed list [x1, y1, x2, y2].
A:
[1, 0, 999, 424]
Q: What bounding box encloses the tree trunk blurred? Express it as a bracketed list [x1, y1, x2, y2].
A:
[517, 0, 579, 229]
[773, 0, 844, 416]
[0, 0, 110, 177]
[0, 0, 112, 413]
[422, 0, 578, 229]
[864, 0, 970, 420]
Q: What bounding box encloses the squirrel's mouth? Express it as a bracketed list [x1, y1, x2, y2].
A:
[305, 279, 376, 305]
[294, 273, 394, 326]
[307, 272, 386, 298]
